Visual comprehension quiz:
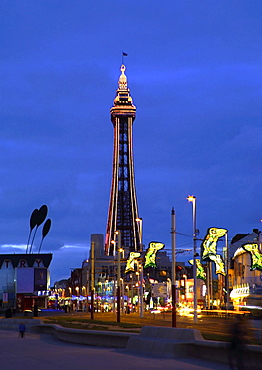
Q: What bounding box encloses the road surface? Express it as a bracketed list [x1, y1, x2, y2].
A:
[0, 329, 229, 370]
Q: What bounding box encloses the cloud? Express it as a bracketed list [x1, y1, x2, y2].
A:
[0, 244, 27, 252]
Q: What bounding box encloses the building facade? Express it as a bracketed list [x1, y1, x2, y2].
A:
[229, 229, 262, 309]
[0, 253, 52, 311]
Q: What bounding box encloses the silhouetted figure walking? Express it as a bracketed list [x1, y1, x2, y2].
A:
[5, 307, 12, 318]
[228, 315, 249, 369]
[19, 322, 26, 338]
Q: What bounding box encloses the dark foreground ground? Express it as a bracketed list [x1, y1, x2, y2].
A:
[39, 310, 262, 344]
[0, 329, 229, 370]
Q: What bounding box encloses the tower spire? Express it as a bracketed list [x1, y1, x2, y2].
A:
[105, 65, 140, 256]
[118, 65, 127, 90]
[113, 65, 134, 107]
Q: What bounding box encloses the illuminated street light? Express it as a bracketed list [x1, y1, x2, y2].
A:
[136, 217, 144, 318]
[136, 218, 143, 252]
[187, 195, 198, 323]
[116, 230, 121, 323]
[111, 233, 117, 256]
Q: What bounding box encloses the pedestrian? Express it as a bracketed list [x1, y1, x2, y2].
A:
[228, 314, 249, 369]
[5, 307, 12, 318]
[19, 322, 26, 338]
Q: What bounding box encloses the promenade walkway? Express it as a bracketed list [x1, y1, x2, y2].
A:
[0, 329, 228, 370]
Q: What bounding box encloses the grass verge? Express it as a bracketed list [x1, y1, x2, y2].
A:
[43, 317, 142, 331]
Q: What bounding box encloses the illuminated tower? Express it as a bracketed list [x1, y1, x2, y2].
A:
[105, 65, 140, 256]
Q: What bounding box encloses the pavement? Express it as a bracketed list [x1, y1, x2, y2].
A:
[0, 329, 229, 370]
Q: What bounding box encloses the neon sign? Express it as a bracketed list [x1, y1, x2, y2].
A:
[201, 227, 227, 276]
[125, 252, 141, 273]
[188, 259, 206, 280]
[201, 228, 227, 259]
[144, 242, 165, 269]
[209, 254, 226, 276]
[242, 243, 262, 271]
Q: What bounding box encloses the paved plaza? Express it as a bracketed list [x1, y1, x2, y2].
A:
[0, 329, 229, 370]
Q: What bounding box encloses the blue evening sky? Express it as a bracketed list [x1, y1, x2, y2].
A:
[0, 1, 261, 283]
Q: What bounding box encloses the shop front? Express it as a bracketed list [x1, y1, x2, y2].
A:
[230, 283, 250, 310]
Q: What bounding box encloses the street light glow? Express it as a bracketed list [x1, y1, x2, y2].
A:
[187, 195, 196, 202]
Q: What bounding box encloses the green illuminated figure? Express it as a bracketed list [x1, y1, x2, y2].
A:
[209, 254, 226, 276]
[201, 227, 227, 260]
[125, 252, 141, 273]
[242, 243, 262, 271]
[189, 259, 206, 280]
[144, 241, 165, 269]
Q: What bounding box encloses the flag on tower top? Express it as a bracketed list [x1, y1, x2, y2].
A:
[122, 52, 128, 56]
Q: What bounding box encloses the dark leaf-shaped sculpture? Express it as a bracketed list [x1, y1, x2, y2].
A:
[26, 208, 39, 254]
[36, 205, 48, 226]
[29, 205, 48, 253]
[38, 218, 51, 253]
[42, 218, 51, 238]
[30, 209, 39, 229]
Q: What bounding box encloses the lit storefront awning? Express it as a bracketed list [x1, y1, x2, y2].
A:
[230, 284, 249, 300]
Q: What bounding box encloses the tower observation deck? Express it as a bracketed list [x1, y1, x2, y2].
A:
[105, 65, 140, 256]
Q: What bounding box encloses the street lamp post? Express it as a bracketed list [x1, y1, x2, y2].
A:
[136, 217, 144, 318]
[187, 195, 198, 323]
[171, 207, 176, 327]
[136, 218, 143, 252]
[116, 231, 121, 323]
[225, 233, 229, 309]
[90, 241, 95, 320]
[111, 240, 117, 313]
[131, 274, 134, 313]
[183, 274, 187, 302]
[113, 271, 116, 313]
[121, 278, 125, 313]
[259, 222, 262, 252]
[139, 263, 144, 318]
[206, 263, 211, 309]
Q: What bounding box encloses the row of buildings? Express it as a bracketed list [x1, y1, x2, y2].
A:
[54, 228, 262, 313]
[0, 228, 261, 313]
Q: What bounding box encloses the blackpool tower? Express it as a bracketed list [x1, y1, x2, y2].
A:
[105, 65, 140, 256]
